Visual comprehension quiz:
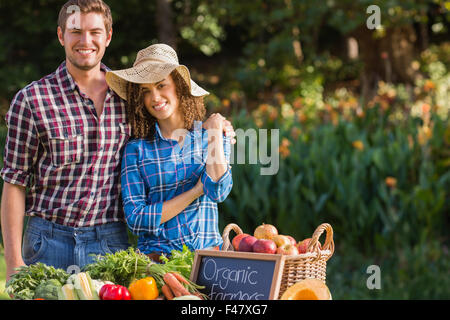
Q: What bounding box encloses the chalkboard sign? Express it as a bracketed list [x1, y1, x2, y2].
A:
[190, 250, 285, 300]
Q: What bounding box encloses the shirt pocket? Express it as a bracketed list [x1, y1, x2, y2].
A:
[48, 125, 84, 167]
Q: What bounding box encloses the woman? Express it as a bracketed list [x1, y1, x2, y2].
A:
[105, 44, 233, 258]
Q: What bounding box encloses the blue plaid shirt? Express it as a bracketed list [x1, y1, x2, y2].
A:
[121, 121, 232, 255]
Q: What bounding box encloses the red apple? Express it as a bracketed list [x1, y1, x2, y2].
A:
[297, 238, 321, 254]
[252, 239, 277, 254]
[273, 235, 291, 248]
[285, 235, 297, 246]
[232, 233, 250, 251]
[297, 238, 312, 254]
[276, 244, 299, 255]
[254, 223, 278, 240]
[238, 235, 258, 252]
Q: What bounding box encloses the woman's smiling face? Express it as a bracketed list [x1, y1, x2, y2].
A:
[141, 75, 180, 122]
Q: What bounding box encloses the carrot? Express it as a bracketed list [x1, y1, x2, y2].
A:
[171, 286, 183, 297]
[161, 284, 174, 300]
[172, 272, 190, 285]
[163, 272, 191, 296]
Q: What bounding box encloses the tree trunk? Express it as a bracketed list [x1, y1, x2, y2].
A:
[156, 0, 177, 49]
[291, 26, 304, 63]
[388, 25, 418, 83]
[418, 7, 429, 52]
[284, 0, 303, 63]
[353, 24, 419, 103]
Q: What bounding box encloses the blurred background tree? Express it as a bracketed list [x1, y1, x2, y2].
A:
[0, 0, 448, 109]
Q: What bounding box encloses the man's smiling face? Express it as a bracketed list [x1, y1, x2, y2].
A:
[58, 12, 112, 71]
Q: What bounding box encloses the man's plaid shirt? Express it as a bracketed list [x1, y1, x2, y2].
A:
[1, 61, 130, 227]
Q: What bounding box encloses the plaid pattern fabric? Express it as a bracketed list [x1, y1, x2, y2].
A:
[1, 61, 130, 227]
[121, 122, 233, 254]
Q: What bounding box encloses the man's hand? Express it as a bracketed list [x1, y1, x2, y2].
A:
[6, 259, 26, 284]
[203, 113, 236, 144]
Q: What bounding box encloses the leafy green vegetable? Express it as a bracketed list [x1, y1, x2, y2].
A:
[158, 245, 195, 280]
[83, 247, 152, 287]
[5, 263, 69, 300]
[33, 279, 62, 300]
[84, 246, 197, 289]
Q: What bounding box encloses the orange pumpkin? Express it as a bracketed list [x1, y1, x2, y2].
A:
[280, 279, 332, 300]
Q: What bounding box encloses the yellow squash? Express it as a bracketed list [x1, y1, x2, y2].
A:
[280, 278, 332, 300]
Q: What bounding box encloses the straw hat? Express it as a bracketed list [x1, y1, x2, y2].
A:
[105, 43, 209, 101]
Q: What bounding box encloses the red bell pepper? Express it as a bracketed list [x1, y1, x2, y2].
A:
[99, 284, 131, 300]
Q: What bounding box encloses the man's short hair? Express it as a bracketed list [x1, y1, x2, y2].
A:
[58, 0, 113, 33]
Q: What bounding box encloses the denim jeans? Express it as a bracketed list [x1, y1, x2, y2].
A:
[22, 216, 130, 271]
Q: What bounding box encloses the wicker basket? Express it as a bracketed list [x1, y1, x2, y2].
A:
[221, 223, 334, 299]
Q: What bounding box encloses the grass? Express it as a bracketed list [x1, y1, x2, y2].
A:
[0, 251, 11, 300]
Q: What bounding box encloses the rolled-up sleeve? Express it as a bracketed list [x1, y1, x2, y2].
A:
[0, 90, 39, 187]
[201, 136, 233, 202]
[121, 141, 163, 236]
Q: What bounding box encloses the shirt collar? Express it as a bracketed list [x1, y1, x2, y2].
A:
[56, 60, 111, 95]
[154, 122, 165, 141]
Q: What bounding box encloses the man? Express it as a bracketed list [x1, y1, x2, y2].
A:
[1, 0, 235, 282]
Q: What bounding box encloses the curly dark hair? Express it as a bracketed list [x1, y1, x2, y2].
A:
[125, 69, 206, 140]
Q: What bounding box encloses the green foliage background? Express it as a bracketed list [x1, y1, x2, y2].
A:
[0, 0, 449, 299]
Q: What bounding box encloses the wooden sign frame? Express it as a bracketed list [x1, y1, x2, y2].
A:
[190, 249, 286, 300]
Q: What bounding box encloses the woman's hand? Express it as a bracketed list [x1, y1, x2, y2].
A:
[203, 113, 229, 182]
[194, 178, 204, 197]
[203, 113, 236, 144]
[203, 113, 225, 131]
[160, 178, 204, 224]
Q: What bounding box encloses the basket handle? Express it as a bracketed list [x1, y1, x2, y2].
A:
[307, 223, 334, 260]
[222, 223, 243, 251]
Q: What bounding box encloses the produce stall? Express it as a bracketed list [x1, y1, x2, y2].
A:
[6, 246, 205, 300]
[5, 223, 334, 300]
